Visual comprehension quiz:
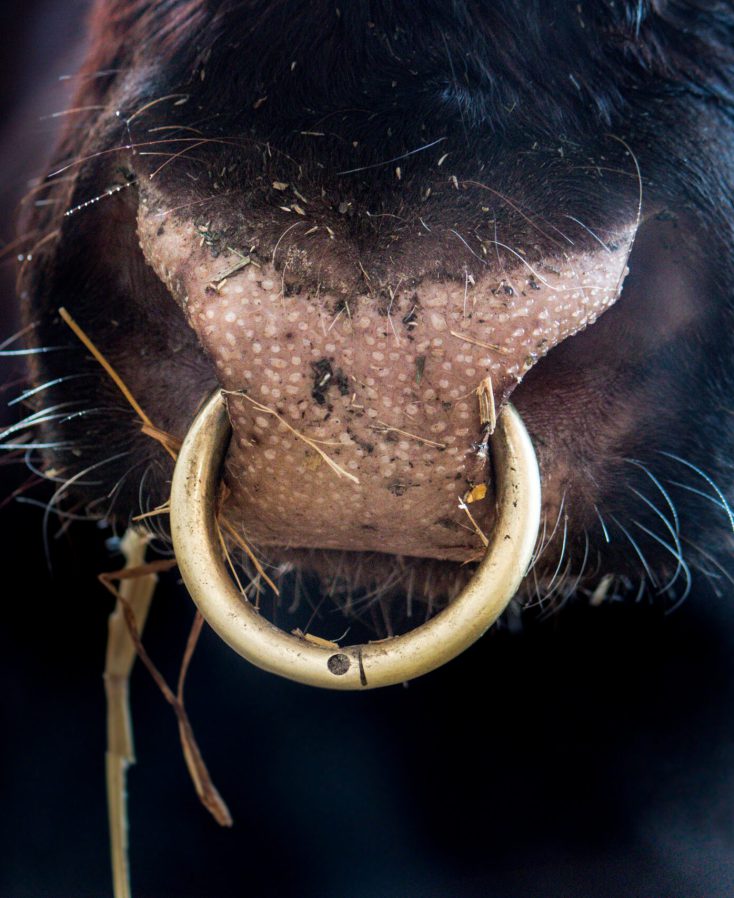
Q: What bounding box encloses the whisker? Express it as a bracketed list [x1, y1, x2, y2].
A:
[609, 514, 659, 589]
[605, 134, 643, 296]
[666, 478, 730, 516]
[680, 536, 734, 589]
[8, 374, 92, 407]
[64, 179, 138, 218]
[15, 497, 101, 522]
[545, 513, 569, 593]
[664, 573, 694, 614]
[0, 471, 42, 509]
[0, 322, 38, 352]
[528, 511, 548, 570]
[538, 492, 567, 560]
[48, 135, 298, 180]
[136, 462, 173, 551]
[58, 68, 122, 81]
[568, 529, 591, 596]
[631, 518, 690, 596]
[461, 179, 572, 248]
[659, 452, 734, 533]
[0, 440, 76, 451]
[563, 215, 613, 252]
[633, 576, 647, 604]
[57, 406, 115, 425]
[594, 504, 611, 543]
[0, 402, 85, 442]
[628, 485, 684, 588]
[0, 346, 69, 356]
[41, 450, 133, 566]
[449, 229, 487, 265]
[22, 449, 94, 486]
[485, 239, 568, 288]
[272, 221, 306, 267]
[539, 556, 574, 619]
[23, 453, 61, 484]
[105, 456, 150, 520]
[625, 458, 680, 535]
[126, 93, 191, 125]
[335, 136, 446, 176]
[39, 105, 108, 120]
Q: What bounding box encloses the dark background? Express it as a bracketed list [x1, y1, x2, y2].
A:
[3, 5, 734, 897]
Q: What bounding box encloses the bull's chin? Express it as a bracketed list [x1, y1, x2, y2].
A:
[169, 390, 541, 688]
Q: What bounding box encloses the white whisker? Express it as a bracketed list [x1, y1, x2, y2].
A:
[609, 514, 659, 589]
[660, 452, 734, 534]
[0, 346, 69, 356]
[41, 450, 133, 565]
[545, 513, 569, 593]
[594, 504, 611, 543]
[625, 458, 680, 535]
[8, 374, 92, 407]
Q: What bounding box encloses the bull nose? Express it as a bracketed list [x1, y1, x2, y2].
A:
[137, 179, 637, 561]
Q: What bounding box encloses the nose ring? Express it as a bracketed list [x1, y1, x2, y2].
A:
[170, 391, 541, 689]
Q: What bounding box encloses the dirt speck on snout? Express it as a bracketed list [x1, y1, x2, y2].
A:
[311, 358, 350, 406]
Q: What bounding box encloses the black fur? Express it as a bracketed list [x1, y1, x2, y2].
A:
[19, 0, 734, 605]
[7, 2, 734, 895]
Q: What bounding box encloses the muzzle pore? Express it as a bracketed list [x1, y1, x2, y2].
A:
[139, 191, 637, 688]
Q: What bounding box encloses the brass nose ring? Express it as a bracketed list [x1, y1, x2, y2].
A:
[170, 391, 541, 689]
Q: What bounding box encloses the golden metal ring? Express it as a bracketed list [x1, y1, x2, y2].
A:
[170, 391, 541, 690]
